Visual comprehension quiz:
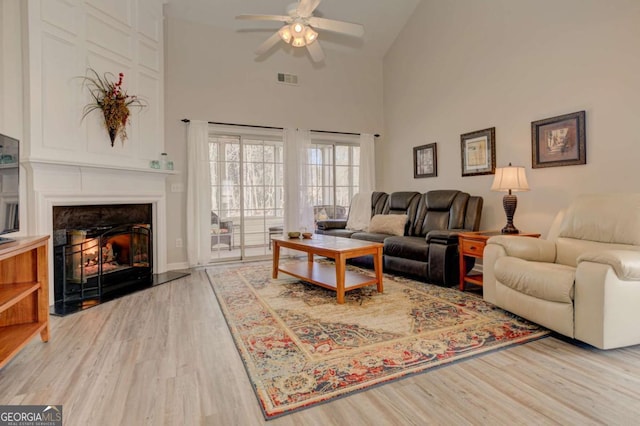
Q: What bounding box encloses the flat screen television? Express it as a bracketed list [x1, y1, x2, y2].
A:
[0, 133, 19, 244]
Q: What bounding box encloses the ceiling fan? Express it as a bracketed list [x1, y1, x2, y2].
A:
[236, 0, 365, 63]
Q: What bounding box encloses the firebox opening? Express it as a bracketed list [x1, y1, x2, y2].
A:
[52, 204, 154, 316]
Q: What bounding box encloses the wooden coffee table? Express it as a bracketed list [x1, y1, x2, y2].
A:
[271, 234, 384, 304]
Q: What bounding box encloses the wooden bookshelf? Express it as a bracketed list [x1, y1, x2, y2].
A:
[0, 236, 50, 369]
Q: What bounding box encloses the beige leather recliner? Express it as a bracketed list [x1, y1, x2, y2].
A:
[483, 193, 640, 349]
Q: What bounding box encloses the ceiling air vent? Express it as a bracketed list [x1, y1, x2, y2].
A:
[277, 73, 298, 85]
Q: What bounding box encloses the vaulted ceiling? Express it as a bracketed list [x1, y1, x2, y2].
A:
[164, 0, 421, 58]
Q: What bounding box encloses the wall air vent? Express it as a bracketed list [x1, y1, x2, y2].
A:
[277, 73, 298, 85]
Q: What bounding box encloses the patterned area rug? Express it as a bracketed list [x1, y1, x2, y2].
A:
[206, 261, 549, 419]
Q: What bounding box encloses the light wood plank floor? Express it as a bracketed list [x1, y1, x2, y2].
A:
[1, 269, 640, 425]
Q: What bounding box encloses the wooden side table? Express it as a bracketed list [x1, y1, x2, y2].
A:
[458, 231, 540, 291]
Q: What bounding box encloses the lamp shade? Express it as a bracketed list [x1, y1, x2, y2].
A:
[291, 37, 306, 47]
[278, 26, 292, 43]
[304, 27, 318, 44]
[491, 165, 530, 192]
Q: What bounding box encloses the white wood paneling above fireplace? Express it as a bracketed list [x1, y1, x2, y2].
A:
[25, 0, 164, 169]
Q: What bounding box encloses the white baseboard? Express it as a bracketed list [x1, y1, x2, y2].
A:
[167, 261, 190, 271]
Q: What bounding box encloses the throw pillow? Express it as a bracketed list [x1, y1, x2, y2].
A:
[368, 214, 408, 236]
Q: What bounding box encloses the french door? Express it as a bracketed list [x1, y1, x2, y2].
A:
[209, 134, 284, 261]
[208, 129, 360, 262]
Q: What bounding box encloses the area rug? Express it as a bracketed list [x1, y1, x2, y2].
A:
[206, 261, 549, 419]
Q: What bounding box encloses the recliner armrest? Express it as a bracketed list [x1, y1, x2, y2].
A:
[487, 235, 556, 262]
[316, 219, 348, 230]
[426, 229, 465, 245]
[578, 250, 640, 281]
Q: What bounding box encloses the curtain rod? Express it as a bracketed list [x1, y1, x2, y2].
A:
[181, 119, 380, 138]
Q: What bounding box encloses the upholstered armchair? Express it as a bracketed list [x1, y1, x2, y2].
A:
[211, 212, 233, 250]
[483, 194, 640, 349]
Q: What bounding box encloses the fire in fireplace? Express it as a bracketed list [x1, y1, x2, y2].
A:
[52, 204, 153, 315]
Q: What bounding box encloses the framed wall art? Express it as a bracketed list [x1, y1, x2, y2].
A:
[531, 110, 586, 168]
[460, 127, 496, 177]
[413, 143, 437, 178]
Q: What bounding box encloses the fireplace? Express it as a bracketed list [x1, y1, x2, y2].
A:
[25, 161, 178, 309]
[52, 204, 153, 315]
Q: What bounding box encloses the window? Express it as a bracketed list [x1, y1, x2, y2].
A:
[306, 139, 360, 221]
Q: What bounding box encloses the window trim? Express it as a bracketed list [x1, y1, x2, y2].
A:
[209, 124, 283, 139]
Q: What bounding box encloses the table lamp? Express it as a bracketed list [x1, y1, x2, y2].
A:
[491, 163, 530, 234]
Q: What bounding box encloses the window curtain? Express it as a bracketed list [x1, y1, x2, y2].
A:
[284, 128, 314, 235]
[359, 133, 376, 193]
[186, 120, 212, 267]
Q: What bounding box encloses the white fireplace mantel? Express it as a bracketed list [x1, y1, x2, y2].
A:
[24, 159, 172, 305]
[25, 158, 178, 176]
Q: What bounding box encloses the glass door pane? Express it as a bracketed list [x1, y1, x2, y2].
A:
[335, 145, 359, 217]
[242, 138, 284, 258]
[210, 136, 241, 261]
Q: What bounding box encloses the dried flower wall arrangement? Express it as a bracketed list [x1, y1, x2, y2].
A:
[80, 68, 146, 146]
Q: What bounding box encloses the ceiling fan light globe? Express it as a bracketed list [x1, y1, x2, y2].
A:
[291, 22, 305, 35]
[304, 27, 318, 44]
[292, 37, 306, 47]
[278, 26, 292, 43]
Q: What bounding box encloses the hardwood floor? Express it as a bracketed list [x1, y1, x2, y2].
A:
[1, 269, 640, 425]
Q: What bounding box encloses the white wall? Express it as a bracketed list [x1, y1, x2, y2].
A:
[382, 0, 640, 236]
[2, 0, 166, 234]
[164, 17, 383, 266]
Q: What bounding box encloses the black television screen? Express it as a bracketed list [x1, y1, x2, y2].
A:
[0, 133, 19, 239]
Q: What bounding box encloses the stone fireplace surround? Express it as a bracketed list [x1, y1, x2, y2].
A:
[25, 160, 172, 305]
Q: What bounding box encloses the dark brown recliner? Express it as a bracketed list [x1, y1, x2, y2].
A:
[383, 190, 483, 285]
[317, 190, 483, 286]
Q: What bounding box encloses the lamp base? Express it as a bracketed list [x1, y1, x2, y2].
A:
[501, 224, 520, 234]
[501, 193, 520, 234]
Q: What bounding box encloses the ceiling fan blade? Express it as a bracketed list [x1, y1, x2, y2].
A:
[255, 32, 282, 56]
[307, 17, 364, 37]
[306, 41, 325, 63]
[236, 14, 290, 23]
[297, 0, 321, 17]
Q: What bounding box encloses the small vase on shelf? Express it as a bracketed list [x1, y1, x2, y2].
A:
[160, 153, 169, 169]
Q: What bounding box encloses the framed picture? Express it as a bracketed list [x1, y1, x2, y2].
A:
[531, 110, 586, 168]
[413, 143, 437, 178]
[460, 127, 496, 177]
